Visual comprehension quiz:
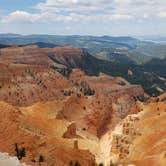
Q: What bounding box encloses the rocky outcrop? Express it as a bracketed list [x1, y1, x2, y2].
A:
[0, 101, 96, 166]
[2, 45, 164, 166]
[98, 101, 166, 166]
[0, 46, 83, 68]
[0, 68, 165, 166]
[0, 63, 71, 106]
[0, 98, 165, 166]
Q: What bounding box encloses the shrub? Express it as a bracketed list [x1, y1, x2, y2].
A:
[69, 161, 81, 166]
[75, 161, 81, 166]
[69, 161, 73, 166]
[99, 163, 104, 166]
[110, 160, 114, 166]
[80, 81, 95, 96]
[15, 143, 26, 160]
[39, 155, 45, 162]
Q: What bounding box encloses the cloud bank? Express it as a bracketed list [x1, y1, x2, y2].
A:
[0, 0, 166, 35]
[2, 0, 166, 23]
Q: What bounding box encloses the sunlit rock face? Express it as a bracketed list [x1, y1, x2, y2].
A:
[0, 45, 165, 166]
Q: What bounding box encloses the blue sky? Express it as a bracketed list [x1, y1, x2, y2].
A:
[0, 0, 166, 36]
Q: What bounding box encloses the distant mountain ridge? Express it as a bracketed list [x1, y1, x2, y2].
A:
[0, 44, 10, 48]
[0, 34, 140, 47]
[26, 42, 59, 48]
[1, 33, 164, 64]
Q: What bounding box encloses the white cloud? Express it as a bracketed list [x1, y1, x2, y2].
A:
[35, 0, 166, 19]
[158, 11, 166, 18]
[36, 0, 109, 12]
[2, 10, 40, 23]
[2, 0, 166, 24]
[112, 0, 166, 19]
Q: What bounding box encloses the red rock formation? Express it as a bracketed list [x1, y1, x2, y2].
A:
[0, 101, 96, 166]
[0, 46, 83, 67]
[1, 45, 163, 166]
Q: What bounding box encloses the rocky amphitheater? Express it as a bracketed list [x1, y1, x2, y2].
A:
[0, 45, 165, 166]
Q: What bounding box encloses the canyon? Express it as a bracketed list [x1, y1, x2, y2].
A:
[0, 45, 165, 166]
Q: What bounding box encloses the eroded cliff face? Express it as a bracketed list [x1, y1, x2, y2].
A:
[0, 45, 83, 68]
[0, 63, 71, 106]
[0, 45, 165, 166]
[98, 100, 166, 166]
[0, 45, 147, 107]
[0, 101, 96, 166]
[0, 68, 148, 165]
[0, 91, 165, 166]
[43, 69, 147, 138]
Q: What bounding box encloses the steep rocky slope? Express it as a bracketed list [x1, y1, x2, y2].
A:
[57, 70, 146, 137]
[0, 62, 70, 106]
[98, 100, 166, 166]
[0, 63, 148, 166]
[0, 62, 147, 138]
[0, 45, 83, 68]
[0, 52, 146, 107]
[0, 45, 165, 96]
[0, 45, 165, 166]
[0, 101, 96, 166]
[0, 88, 165, 166]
